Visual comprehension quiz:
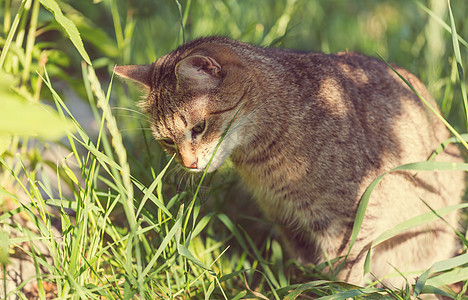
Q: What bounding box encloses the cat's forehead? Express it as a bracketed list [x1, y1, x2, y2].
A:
[152, 95, 210, 134]
[179, 95, 210, 121]
[180, 93, 211, 113]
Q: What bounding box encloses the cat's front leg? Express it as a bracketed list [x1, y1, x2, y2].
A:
[280, 222, 369, 285]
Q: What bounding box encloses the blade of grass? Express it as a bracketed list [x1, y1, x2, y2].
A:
[416, 253, 468, 288]
[341, 160, 468, 277]
[0, 0, 27, 68]
[447, 0, 468, 130]
[316, 287, 390, 300]
[364, 203, 468, 275]
[261, 0, 298, 46]
[205, 280, 216, 300]
[108, 0, 124, 53]
[39, 0, 91, 64]
[428, 134, 468, 160]
[216, 213, 266, 263]
[377, 53, 468, 150]
[134, 156, 174, 219]
[370, 203, 468, 249]
[177, 244, 215, 275]
[426, 268, 468, 288]
[240, 227, 280, 290]
[88, 66, 135, 228]
[174, 0, 187, 43]
[28, 234, 46, 300]
[414, 0, 468, 50]
[141, 211, 183, 278]
[283, 280, 330, 300]
[21, 0, 40, 84]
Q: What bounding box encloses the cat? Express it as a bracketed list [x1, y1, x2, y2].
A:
[115, 36, 464, 287]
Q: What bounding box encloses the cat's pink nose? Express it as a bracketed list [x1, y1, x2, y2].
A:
[188, 161, 198, 169]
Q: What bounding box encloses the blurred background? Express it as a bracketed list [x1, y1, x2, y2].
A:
[3, 0, 467, 135]
[3, 1, 467, 138]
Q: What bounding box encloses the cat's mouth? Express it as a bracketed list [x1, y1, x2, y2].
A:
[182, 158, 225, 173]
[184, 166, 205, 173]
[184, 165, 216, 173]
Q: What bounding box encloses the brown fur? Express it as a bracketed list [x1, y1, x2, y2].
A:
[115, 36, 464, 286]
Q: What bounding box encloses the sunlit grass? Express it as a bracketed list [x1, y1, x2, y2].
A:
[0, 0, 467, 299]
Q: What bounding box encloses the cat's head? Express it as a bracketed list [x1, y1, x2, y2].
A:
[115, 41, 253, 172]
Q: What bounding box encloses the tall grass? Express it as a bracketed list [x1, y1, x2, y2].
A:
[0, 0, 467, 299]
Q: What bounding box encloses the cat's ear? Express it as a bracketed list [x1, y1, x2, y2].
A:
[114, 64, 153, 90]
[175, 55, 222, 89]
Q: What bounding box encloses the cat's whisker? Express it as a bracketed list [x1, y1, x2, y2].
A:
[112, 108, 152, 124]
[114, 114, 150, 122]
[113, 106, 150, 118]
[176, 175, 185, 192]
[223, 108, 260, 139]
[171, 165, 194, 193]
[119, 127, 153, 133]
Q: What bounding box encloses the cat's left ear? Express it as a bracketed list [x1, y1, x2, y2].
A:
[114, 64, 153, 91]
[175, 55, 222, 89]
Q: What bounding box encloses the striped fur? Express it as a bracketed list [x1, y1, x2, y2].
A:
[115, 36, 464, 286]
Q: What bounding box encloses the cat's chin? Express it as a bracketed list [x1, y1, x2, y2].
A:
[184, 167, 216, 173]
[184, 168, 205, 173]
[184, 159, 225, 173]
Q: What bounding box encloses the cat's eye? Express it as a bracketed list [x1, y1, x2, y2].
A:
[160, 138, 176, 148]
[191, 120, 206, 136]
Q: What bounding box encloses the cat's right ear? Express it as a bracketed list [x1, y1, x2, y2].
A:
[175, 55, 222, 90]
[114, 64, 153, 91]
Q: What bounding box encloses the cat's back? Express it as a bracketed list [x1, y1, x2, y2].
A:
[212, 37, 464, 287]
[235, 42, 441, 133]
[235, 43, 449, 166]
[231, 38, 461, 223]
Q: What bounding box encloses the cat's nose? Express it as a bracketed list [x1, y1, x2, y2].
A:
[188, 160, 198, 169]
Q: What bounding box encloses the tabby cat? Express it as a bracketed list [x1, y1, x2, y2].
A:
[115, 36, 464, 286]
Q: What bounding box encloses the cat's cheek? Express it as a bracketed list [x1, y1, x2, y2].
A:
[197, 151, 224, 172]
[203, 128, 244, 171]
[196, 143, 229, 172]
[205, 153, 228, 172]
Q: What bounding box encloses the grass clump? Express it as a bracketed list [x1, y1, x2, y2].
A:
[0, 0, 468, 299]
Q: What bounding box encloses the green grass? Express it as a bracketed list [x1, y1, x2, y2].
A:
[1, 0, 468, 299]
